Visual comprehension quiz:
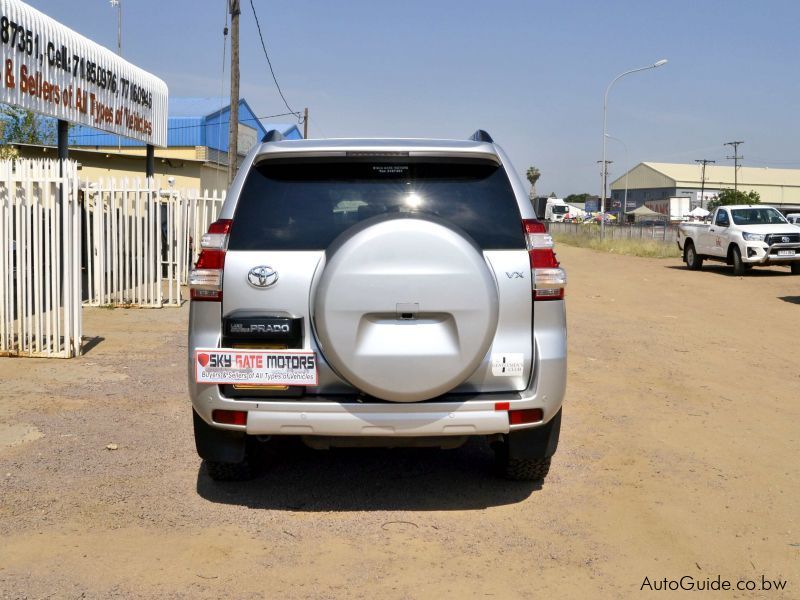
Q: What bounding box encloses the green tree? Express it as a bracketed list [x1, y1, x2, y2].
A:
[564, 193, 591, 205]
[526, 166, 541, 199]
[0, 104, 55, 146]
[707, 188, 760, 212]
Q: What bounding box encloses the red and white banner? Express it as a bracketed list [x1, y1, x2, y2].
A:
[195, 348, 318, 386]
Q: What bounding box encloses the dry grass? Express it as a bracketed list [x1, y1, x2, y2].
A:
[552, 231, 681, 258]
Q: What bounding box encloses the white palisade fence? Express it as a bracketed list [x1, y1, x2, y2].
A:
[82, 181, 224, 307]
[0, 159, 82, 358]
[1, 157, 225, 359]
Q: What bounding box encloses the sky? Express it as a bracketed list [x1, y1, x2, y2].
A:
[23, 0, 800, 196]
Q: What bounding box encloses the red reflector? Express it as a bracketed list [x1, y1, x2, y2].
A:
[195, 248, 225, 269]
[522, 219, 547, 234]
[508, 408, 543, 425]
[494, 401, 510, 411]
[212, 410, 247, 426]
[533, 288, 565, 301]
[208, 219, 233, 235]
[530, 248, 560, 268]
[190, 289, 223, 301]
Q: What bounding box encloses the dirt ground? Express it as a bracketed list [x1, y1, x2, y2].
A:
[1, 246, 798, 599]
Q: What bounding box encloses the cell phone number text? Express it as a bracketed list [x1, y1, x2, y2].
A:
[1, 13, 153, 108]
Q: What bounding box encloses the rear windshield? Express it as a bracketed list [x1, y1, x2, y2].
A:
[227, 158, 525, 250]
[731, 208, 786, 225]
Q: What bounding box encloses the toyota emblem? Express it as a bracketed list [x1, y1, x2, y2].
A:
[247, 266, 278, 288]
[781, 236, 790, 243]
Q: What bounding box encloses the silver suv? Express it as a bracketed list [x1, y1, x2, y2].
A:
[188, 130, 567, 482]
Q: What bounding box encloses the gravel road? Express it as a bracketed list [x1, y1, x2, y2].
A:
[1, 246, 798, 599]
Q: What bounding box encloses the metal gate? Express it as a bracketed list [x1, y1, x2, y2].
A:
[0, 159, 82, 358]
[81, 181, 224, 307]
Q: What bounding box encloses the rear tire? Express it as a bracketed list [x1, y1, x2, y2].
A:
[495, 454, 552, 481]
[792, 263, 800, 275]
[731, 246, 746, 276]
[193, 410, 255, 481]
[684, 241, 703, 270]
[491, 410, 561, 482]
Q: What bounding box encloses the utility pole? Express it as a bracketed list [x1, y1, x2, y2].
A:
[303, 107, 308, 139]
[597, 160, 613, 221]
[694, 159, 715, 208]
[724, 141, 744, 193]
[227, 0, 240, 185]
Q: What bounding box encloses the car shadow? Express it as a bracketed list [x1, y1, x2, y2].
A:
[779, 296, 800, 305]
[664, 265, 792, 277]
[195, 437, 540, 511]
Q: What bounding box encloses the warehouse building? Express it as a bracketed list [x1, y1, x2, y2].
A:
[610, 162, 800, 213]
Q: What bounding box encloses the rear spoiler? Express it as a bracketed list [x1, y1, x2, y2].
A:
[469, 130, 494, 143]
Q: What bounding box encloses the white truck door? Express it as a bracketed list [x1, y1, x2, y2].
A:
[705, 208, 730, 257]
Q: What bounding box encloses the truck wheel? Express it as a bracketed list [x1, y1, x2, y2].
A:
[684, 241, 703, 270]
[731, 246, 746, 276]
[791, 263, 800, 275]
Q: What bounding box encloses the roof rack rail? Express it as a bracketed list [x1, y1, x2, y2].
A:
[469, 130, 494, 143]
[262, 129, 284, 142]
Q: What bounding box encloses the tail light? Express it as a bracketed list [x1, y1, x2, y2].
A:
[523, 219, 567, 301]
[189, 219, 232, 302]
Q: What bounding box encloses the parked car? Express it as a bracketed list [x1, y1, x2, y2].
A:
[188, 130, 568, 482]
[677, 205, 800, 275]
[786, 213, 800, 225]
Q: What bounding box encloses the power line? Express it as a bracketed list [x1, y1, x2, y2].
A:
[249, 0, 299, 118]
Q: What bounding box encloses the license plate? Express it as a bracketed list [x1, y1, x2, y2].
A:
[195, 348, 317, 386]
[777, 249, 796, 256]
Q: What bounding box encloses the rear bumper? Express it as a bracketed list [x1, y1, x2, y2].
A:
[245, 404, 510, 436]
[188, 300, 567, 437]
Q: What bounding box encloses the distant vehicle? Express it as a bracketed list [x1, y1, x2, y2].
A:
[544, 198, 569, 222]
[532, 197, 569, 222]
[677, 205, 800, 275]
[637, 220, 667, 228]
[786, 213, 800, 225]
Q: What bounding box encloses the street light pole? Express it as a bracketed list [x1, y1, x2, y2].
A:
[606, 134, 629, 222]
[110, 0, 121, 55]
[601, 59, 668, 237]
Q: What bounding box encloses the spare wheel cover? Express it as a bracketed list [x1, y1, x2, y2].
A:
[313, 214, 499, 402]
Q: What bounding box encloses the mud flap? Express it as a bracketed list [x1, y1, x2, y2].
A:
[504, 409, 561, 459]
[192, 410, 246, 463]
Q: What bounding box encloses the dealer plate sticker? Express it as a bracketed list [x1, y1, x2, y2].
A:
[195, 348, 318, 386]
[491, 353, 524, 377]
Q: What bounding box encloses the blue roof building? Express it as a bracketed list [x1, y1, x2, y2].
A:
[67, 97, 303, 190]
[69, 97, 303, 151]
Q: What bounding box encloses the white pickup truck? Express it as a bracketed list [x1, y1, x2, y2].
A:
[677, 205, 800, 275]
